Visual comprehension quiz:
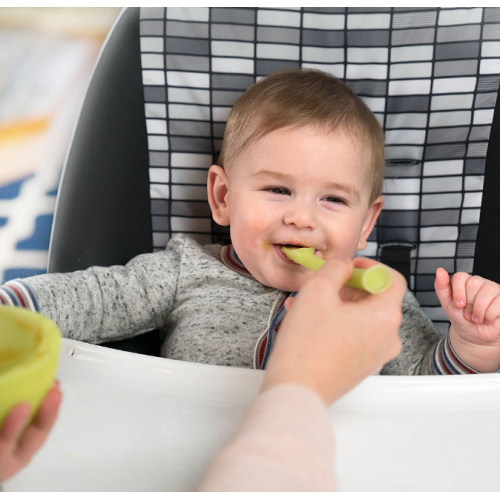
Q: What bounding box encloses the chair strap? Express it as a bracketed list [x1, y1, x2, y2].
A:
[379, 243, 413, 285]
[474, 86, 500, 281]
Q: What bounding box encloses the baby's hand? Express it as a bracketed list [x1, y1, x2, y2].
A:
[435, 268, 500, 372]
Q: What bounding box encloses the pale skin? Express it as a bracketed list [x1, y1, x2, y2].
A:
[207, 125, 384, 293]
[0, 381, 61, 482]
[435, 268, 500, 372]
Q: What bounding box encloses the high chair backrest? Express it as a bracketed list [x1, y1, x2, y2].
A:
[49, 7, 500, 338]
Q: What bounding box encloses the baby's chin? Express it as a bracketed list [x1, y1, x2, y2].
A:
[242, 258, 311, 292]
[257, 273, 308, 293]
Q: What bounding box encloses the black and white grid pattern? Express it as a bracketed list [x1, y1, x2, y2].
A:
[139, 7, 500, 332]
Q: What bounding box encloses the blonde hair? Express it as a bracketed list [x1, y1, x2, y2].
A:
[218, 68, 385, 204]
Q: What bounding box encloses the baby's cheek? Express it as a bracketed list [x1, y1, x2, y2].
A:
[235, 209, 274, 253]
[232, 227, 259, 257]
[240, 217, 265, 241]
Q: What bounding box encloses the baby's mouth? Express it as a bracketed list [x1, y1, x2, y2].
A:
[278, 244, 324, 260]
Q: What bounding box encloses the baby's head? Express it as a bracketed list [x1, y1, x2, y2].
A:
[219, 68, 384, 204]
[208, 68, 385, 292]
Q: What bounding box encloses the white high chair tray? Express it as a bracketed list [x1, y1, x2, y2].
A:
[7, 338, 500, 492]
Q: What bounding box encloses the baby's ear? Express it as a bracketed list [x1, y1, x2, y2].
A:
[357, 196, 384, 250]
[207, 165, 230, 226]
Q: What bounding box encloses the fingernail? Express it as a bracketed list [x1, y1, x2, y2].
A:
[472, 316, 480, 323]
[456, 300, 465, 307]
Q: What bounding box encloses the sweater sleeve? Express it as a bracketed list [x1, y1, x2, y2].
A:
[0, 235, 186, 344]
[379, 289, 500, 375]
[381, 289, 443, 376]
[198, 384, 336, 492]
[432, 334, 500, 374]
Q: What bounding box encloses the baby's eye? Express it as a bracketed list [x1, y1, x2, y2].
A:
[323, 196, 346, 204]
[268, 187, 290, 196]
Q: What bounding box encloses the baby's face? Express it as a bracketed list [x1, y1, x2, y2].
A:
[209, 125, 383, 292]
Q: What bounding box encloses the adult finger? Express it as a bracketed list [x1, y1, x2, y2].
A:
[357, 266, 406, 348]
[350, 256, 383, 269]
[363, 265, 407, 309]
[0, 404, 31, 480]
[283, 296, 294, 311]
[305, 257, 354, 303]
[13, 382, 62, 471]
[351, 257, 407, 294]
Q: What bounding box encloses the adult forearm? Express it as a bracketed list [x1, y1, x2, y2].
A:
[199, 384, 336, 492]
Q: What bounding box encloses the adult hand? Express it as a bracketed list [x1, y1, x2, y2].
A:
[0, 381, 62, 484]
[262, 257, 407, 405]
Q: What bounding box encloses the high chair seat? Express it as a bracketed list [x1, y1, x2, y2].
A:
[48, 7, 500, 354]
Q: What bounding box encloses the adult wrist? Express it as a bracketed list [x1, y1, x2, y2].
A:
[261, 366, 342, 406]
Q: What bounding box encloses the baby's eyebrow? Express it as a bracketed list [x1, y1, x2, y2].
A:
[252, 169, 360, 201]
[252, 169, 291, 181]
[251, 170, 292, 184]
[323, 182, 360, 202]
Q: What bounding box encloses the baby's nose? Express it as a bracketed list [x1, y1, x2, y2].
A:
[283, 205, 318, 229]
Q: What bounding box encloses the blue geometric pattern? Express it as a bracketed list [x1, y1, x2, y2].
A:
[0, 177, 30, 199]
[0, 168, 59, 285]
[16, 214, 54, 250]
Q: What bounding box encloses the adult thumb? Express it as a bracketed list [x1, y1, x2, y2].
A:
[312, 257, 355, 295]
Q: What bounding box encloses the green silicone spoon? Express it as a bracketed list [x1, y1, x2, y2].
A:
[281, 247, 392, 294]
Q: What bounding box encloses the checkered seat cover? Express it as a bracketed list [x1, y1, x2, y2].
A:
[49, 7, 500, 352]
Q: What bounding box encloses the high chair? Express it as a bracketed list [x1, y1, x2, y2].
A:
[49, 6, 500, 354]
[10, 7, 494, 491]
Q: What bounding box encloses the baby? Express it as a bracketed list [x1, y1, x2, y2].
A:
[1, 69, 500, 374]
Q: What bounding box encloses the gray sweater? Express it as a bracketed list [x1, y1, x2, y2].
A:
[6, 234, 442, 374]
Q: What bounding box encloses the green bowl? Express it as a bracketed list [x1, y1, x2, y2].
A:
[0, 305, 61, 426]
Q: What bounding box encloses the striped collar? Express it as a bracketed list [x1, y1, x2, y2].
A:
[220, 244, 254, 278]
[220, 244, 296, 370]
[220, 243, 296, 370]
